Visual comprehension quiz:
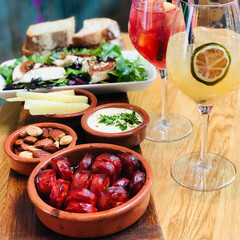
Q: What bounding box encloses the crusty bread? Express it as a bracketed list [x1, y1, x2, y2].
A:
[21, 43, 35, 57]
[72, 18, 121, 47]
[21, 43, 51, 57]
[25, 17, 75, 52]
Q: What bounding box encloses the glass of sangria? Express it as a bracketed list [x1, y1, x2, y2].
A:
[166, 0, 240, 190]
[129, 0, 193, 142]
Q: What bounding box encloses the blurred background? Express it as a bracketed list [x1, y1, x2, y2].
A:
[0, 0, 131, 62]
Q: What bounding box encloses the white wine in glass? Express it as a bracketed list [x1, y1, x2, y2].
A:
[166, 0, 240, 190]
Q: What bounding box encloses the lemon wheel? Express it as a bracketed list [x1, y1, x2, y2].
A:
[191, 42, 231, 86]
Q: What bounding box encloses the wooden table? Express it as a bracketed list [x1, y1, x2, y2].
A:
[1, 33, 240, 240]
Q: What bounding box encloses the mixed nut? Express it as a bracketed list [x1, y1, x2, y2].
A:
[35, 152, 146, 213]
[13, 125, 73, 158]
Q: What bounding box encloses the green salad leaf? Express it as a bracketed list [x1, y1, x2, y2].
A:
[41, 78, 68, 87]
[49, 48, 82, 60]
[28, 53, 52, 64]
[78, 43, 122, 61]
[108, 57, 148, 82]
[0, 65, 13, 85]
[65, 68, 84, 76]
[93, 43, 122, 60]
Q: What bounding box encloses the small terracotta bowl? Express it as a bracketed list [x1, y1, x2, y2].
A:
[27, 143, 153, 238]
[81, 103, 150, 148]
[37, 88, 97, 129]
[4, 122, 77, 176]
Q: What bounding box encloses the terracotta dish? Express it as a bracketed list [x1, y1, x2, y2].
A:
[37, 88, 97, 129]
[81, 103, 150, 148]
[4, 122, 77, 176]
[27, 143, 153, 238]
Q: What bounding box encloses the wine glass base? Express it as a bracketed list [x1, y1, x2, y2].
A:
[171, 152, 236, 191]
[146, 113, 192, 142]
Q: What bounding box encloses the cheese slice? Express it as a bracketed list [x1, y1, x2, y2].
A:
[24, 100, 89, 115]
[16, 91, 88, 103]
[6, 90, 76, 102]
[47, 90, 75, 95]
[6, 97, 24, 102]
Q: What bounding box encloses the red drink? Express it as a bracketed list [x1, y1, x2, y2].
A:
[129, 0, 176, 69]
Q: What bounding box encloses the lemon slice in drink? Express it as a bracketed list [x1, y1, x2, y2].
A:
[163, 2, 176, 11]
[191, 42, 231, 86]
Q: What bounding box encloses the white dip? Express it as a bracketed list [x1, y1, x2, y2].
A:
[87, 107, 143, 133]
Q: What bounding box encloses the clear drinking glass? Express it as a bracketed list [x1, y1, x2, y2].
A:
[166, 0, 240, 190]
[128, 0, 193, 142]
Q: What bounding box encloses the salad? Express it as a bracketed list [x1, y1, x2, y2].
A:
[0, 43, 148, 91]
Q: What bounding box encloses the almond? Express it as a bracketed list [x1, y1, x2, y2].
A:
[41, 128, 49, 139]
[54, 140, 60, 148]
[26, 126, 43, 137]
[49, 129, 66, 141]
[24, 136, 38, 144]
[28, 146, 39, 152]
[19, 151, 33, 158]
[32, 149, 52, 158]
[19, 130, 28, 138]
[15, 139, 24, 146]
[59, 135, 73, 145]
[21, 143, 32, 151]
[43, 144, 59, 153]
[34, 138, 54, 149]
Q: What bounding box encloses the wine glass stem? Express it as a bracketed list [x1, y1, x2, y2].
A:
[158, 69, 168, 128]
[198, 105, 213, 167]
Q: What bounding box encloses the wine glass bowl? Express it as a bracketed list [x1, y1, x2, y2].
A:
[166, 0, 240, 190]
[129, 0, 176, 69]
[129, 0, 193, 142]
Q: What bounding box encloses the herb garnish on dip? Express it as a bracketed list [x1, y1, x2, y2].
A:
[87, 108, 143, 133]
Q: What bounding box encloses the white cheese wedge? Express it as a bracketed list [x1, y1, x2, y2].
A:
[6, 97, 24, 102]
[53, 54, 96, 67]
[16, 91, 88, 103]
[6, 90, 75, 102]
[53, 55, 80, 67]
[47, 90, 75, 95]
[14, 66, 66, 84]
[82, 60, 115, 83]
[24, 100, 89, 115]
[34, 63, 42, 69]
[12, 62, 41, 82]
[12, 64, 24, 82]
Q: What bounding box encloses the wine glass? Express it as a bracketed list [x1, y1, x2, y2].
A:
[166, 0, 240, 190]
[128, 0, 193, 142]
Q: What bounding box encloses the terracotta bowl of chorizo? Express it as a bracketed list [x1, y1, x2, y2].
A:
[27, 143, 153, 238]
[4, 122, 77, 176]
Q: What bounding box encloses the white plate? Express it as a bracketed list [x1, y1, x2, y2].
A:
[0, 50, 157, 99]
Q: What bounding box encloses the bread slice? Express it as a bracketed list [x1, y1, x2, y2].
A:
[26, 17, 75, 52]
[22, 43, 36, 57]
[21, 43, 51, 57]
[72, 18, 121, 47]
